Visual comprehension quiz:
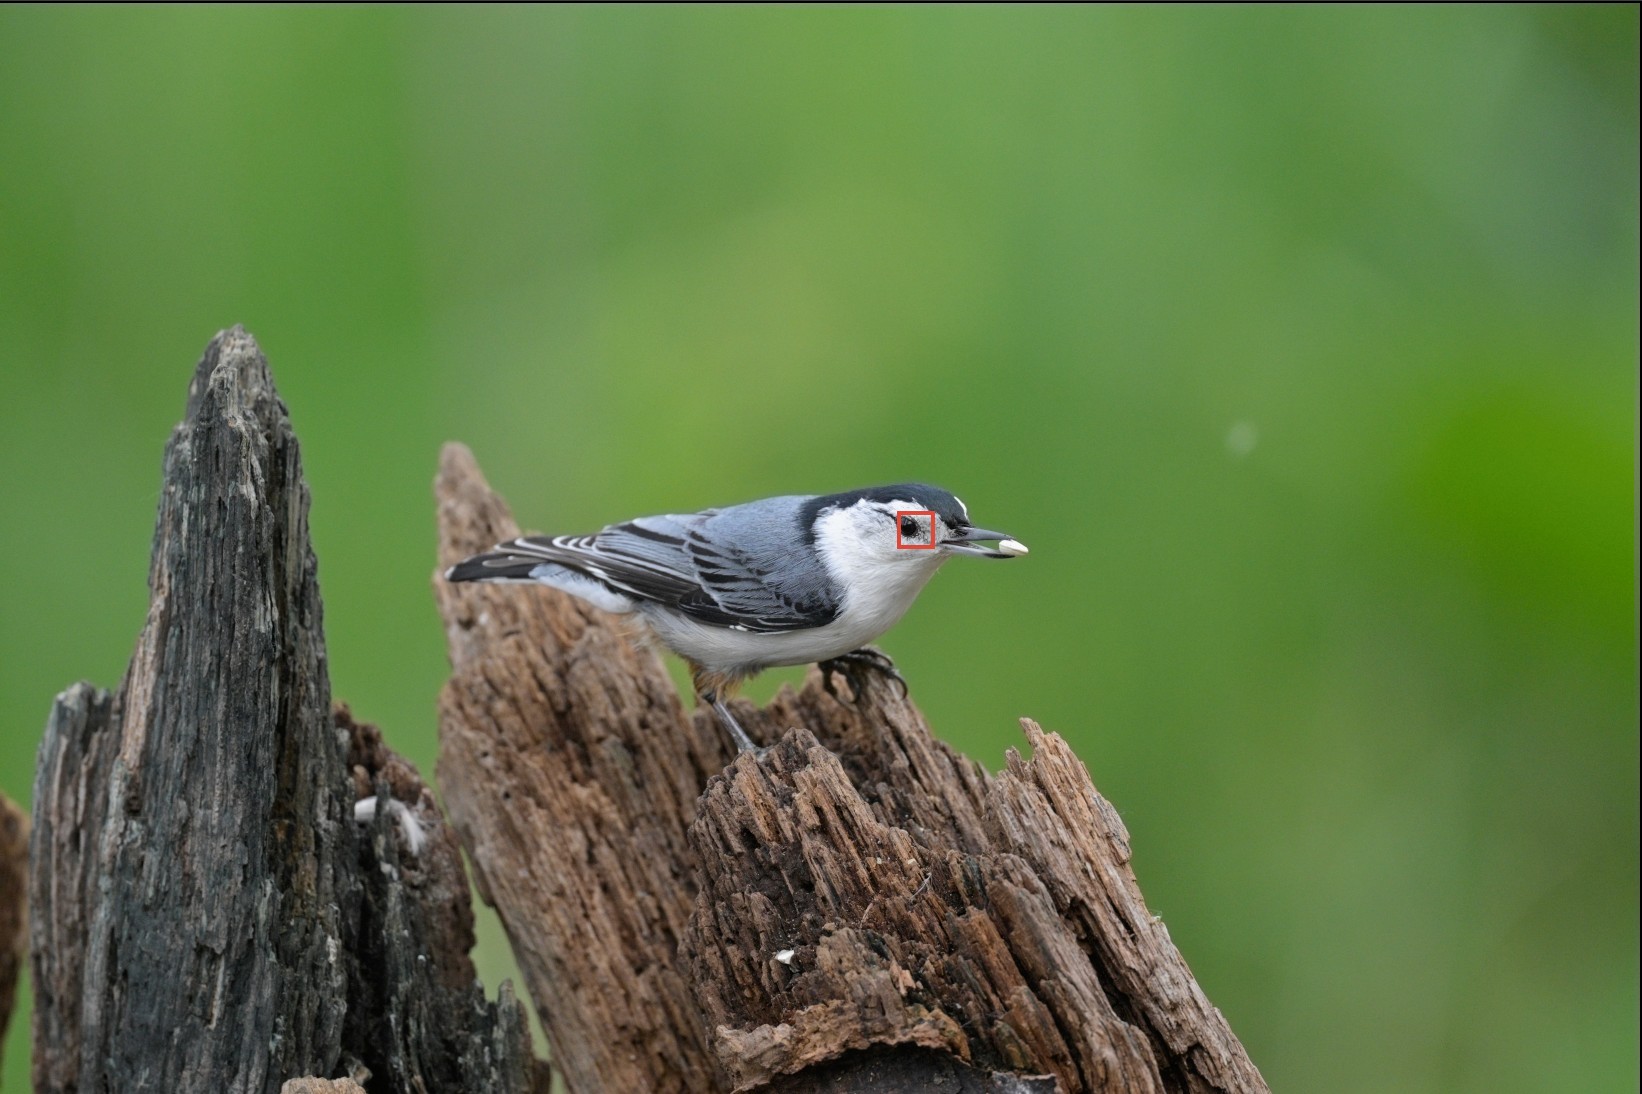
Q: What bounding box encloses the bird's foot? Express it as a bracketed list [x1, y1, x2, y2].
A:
[819, 646, 909, 704]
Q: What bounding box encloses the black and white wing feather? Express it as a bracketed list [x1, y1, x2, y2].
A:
[446, 500, 841, 633]
[669, 516, 839, 631]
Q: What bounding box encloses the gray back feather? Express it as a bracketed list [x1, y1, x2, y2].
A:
[508, 494, 841, 632]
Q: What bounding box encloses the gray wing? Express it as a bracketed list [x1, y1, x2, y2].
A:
[493, 496, 841, 633]
[674, 497, 842, 631]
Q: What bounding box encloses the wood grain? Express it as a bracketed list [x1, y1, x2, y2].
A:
[29, 328, 539, 1094]
[435, 442, 733, 1093]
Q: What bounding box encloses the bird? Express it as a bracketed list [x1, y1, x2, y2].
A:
[445, 483, 1027, 753]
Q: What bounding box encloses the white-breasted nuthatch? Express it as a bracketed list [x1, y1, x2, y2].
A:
[445, 483, 1027, 753]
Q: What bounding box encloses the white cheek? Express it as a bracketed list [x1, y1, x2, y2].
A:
[818, 508, 891, 564]
[815, 508, 945, 633]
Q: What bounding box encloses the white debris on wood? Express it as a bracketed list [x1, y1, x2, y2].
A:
[353, 794, 427, 855]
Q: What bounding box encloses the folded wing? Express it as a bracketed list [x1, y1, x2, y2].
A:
[448, 507, 841, 633]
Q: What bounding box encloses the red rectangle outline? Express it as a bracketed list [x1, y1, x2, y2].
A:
[896, 509, 938, 550]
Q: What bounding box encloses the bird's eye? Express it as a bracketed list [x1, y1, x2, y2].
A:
[900, 516, 920, 538]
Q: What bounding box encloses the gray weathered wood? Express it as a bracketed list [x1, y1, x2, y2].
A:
[434, 445, 1269, 1093]
[28, 683, 115, 1093]
[339, 704, 550, 1093]
[30, 328, 540, 1094]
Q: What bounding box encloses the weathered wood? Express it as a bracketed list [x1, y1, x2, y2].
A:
[433, 445, 1268, 1093]
[435, 443, 733, 1093]
[0, 789, 25, 1070]
[30, 328, 539, 1094]
[985, 725, 1264, 1093]
[28, 683, 115, 1093]
[683, 728, 1160, 1093]
[340, 705, 552, 1094]
[760, 1047, 1057, 1093]
[683, 709, 1266, 1094]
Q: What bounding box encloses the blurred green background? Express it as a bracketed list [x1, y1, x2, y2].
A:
[1, 6, 1635, 1091]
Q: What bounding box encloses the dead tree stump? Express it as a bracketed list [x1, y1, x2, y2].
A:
[21, 325, 1264, 1093]
[28, 329, 542, 1094]
[435, 447, 1268, 1093]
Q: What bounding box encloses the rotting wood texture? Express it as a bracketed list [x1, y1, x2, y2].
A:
[435, 443, 733, 1093]
[434, 445, 1268, 1093]
[29, 328, 540, 1094]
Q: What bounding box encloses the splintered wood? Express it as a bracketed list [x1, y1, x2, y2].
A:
[29, 329, 540, 1094]
[434, 444, 733, 1094]
[434, 446, 1267, 1094]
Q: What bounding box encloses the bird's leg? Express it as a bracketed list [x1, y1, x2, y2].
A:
[819, 646, 909, 704]
[707, 692, 759, 754]
[691, 662, 760, 754]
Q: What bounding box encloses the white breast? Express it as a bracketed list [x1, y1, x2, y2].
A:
[640, 508, 947, 678]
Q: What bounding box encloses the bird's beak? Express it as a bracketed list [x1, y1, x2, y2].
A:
[942, 526, 1029, 559]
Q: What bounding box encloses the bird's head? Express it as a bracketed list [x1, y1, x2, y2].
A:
[803, 483, 1027, 574]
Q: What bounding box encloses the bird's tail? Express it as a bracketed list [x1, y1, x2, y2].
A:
[446, 550, 546, 583]
[445, 547, 637, 614]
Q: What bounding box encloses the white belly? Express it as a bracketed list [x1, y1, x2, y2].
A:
[638, 555, 946, 677]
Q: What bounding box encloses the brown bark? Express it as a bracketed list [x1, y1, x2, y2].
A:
[434, 445, 1268, 1094]
[0, 789, 24, 1070]
[29, 328, 540, 1094]
[435, 443, 732, 1093]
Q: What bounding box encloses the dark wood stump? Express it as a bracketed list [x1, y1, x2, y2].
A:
[28, 329, 543, 1094]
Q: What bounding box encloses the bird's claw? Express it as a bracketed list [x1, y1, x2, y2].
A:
[819, 647, 909, 704]
[818, 661, 856, 703]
